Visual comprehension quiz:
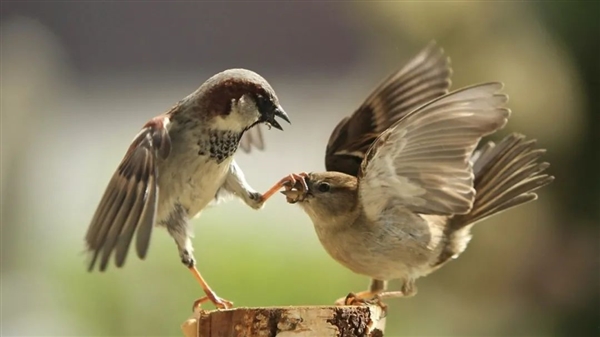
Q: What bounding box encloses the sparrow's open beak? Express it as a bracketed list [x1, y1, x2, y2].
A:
[265, 106, 291, 131]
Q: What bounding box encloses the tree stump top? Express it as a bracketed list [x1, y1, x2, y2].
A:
[182, 305, 387, 337]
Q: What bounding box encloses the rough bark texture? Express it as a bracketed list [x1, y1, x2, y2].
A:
[182, 306, 386, 337]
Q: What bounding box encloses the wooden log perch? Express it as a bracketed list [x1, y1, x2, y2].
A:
[182, 305, 386, 337]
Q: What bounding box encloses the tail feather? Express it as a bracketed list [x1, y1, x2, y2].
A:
[432, 133, 554, 268]
[452, 133, 554, 227]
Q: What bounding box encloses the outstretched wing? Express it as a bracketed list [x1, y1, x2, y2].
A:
[358, 83, 510, 221]
[85, 116, 171, 271]
[325, 41, 452, 176]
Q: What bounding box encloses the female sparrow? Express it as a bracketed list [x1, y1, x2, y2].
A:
[279, 44, 553, 305]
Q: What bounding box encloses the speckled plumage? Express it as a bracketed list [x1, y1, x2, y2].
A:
[84, 68, 290, 309]
[198, 130, 242, 163]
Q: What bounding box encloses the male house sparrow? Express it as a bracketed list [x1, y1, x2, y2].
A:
[85, 69, 290, 309]
[280, 44, 554, 305]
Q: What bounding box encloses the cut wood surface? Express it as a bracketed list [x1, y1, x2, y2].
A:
[182, 305, 386, 337]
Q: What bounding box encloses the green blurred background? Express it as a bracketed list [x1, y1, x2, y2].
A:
[1, 2, 598, 336]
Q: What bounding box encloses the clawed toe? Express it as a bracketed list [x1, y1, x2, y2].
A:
[334, 292, 356, 306]
[192, 295, 234, 311]
[260, 172, 309, 203]
[192, 296, 207, 312]
[282, 173, 308, 191]
[334, 292, 389, 311]
[334, 292, 371, 306]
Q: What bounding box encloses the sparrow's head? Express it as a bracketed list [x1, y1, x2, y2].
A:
[192, 68, 290, 133]
[281, 172, 359, 221]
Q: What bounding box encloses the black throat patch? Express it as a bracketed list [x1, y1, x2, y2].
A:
[197, 130, 241, 163]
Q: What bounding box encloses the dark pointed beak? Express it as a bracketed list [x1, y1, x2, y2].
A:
[266, 106, 290, 131]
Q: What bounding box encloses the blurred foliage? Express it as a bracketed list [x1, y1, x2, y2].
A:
[1, 2, 598, 336]
[535, 2, 600, 335]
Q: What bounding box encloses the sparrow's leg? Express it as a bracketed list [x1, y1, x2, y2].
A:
[370, 280, 416, 302]
[335, 279, 387, 306]
[164, 205, 233, 310]
[258, 172, 309, 202]
[395, 279, 417, 297]
[223, 162, 308, 209]
[336, 278, 417, 307]
[221, 160, 265, 209]
[189, 267, 233, 311]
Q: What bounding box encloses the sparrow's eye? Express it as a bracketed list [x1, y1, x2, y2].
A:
[255, 94, 272, 113]
[317, 182, 331, 193]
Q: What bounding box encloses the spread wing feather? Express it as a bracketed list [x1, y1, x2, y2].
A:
[325, 41, 453, 176]
[85, 117, 170, 271]
[358, 83, 510, 220]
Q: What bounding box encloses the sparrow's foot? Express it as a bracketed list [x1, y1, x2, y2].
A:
[335, 292, 359, 306]
[260, 172, 309, 203]
[335, 291, 394, 311]
[335, 291, 377, 306]
[334, 288, 413, 310]
[188, 265, 233, 310]
[192, 293, 234, 311]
